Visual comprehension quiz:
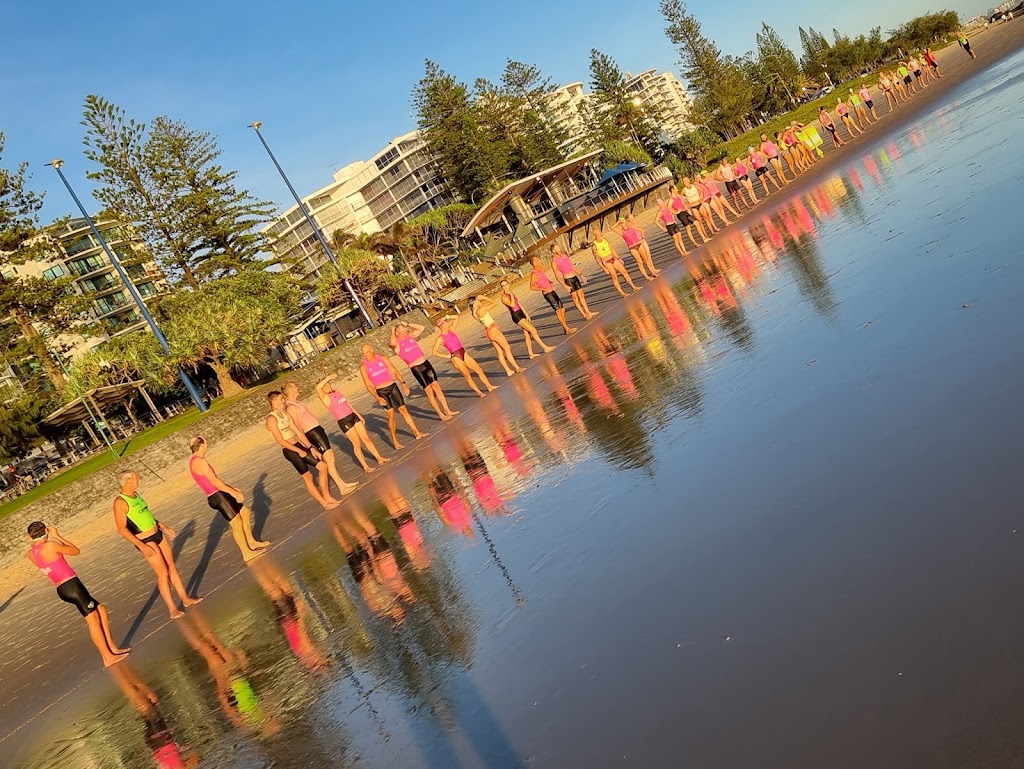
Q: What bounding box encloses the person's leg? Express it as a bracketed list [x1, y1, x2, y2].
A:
[641, 242, 659, 275]
[576, 289, 596, 319]
[94, 602, 130, 655]
[398, 406, 425, 439]
[322, 449, 357, 494]
[423, 385, 448, 420]
[354, 422, 387, 465]
[301, 468, 335, 508]
[240, 505, 268, 549]
[519, 324, 537, 357]
[672, 232, 688, 257]
[522, 320, 555, 353]
[314, 461, 332, 501]
[452, 357, 484, 396]
[386, 409, 403, 449]
[616, 260, 640, 291]
[346, 430, 373, 471]
[465, 354, 498, 391]
[701, 205, 718, 233]
[629, 248, 653, 279]
[143, 548, 181, 618]
[493, 331, 523, 373]
[228, 515, 261, 561]
[85, 610, 127, 665]
[428, 381, 456, 418]
[155, 540, 200, 611]
[491, 340, 515, 376]
[721, 194, 740, 218]
[555, 306, 573, 333]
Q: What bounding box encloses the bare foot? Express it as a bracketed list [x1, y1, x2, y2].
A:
[448, 410, 460, 417]
[170, 610, 185, 620]
[529, 353, 539, 359]
[340, 482, 358, 494]
[378, 457, 390, 464]
[114, 645, 131, 655]
[254, 541, 271, 550]
[324, 499, 342, 510]
[362, 465, 376, 473]
[487, 385, 498, 392]
[541, 345, 555, 353]
[477, 392, 486, 398]
[413, 431, 427, 440]
[244, 549, 266, 563]
[393, 442, 405, 450]
[182, 596, 203, 608]
[567, 327, 577, 334]
[104, 651, 130, 668]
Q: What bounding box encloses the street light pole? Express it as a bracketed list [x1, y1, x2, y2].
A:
[48, 160, 208, 413]
[249, 122, 375, 329]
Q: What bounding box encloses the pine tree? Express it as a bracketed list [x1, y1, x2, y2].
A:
[756, 23, 801, 109]
[586, 49, 662, 157]
[660, 0, 753, 136]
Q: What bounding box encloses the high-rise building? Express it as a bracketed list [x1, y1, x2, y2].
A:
[541, 82, 594, 156]
[623, 69, 695, 140]
[262, 131, 454, 280]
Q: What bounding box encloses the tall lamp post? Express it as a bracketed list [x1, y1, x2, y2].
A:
[47, 159, 208, 413]
[248, 122, 375, 329]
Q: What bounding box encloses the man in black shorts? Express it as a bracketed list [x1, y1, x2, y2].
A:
[359, 344, 426, 450]
[266, 391, 342, 509]
[283, 382, 358, 496]
[188, 436, 268, 562]
[26, 521, 131, 666]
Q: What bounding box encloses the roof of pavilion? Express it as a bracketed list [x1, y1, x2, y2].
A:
[460, 150, 603, 238]
[42, 381, 148, 428]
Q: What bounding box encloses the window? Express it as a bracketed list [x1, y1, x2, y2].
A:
[63, 234, 95, 256]
[137, 282, 158, 297]
[374, 147, 399, 171]
[43, 265, 66, 280]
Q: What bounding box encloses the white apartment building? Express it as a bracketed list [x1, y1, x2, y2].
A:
[623, 69, 696, 140]
[541, 82, 594, 156]
[262, 131, 453, 280]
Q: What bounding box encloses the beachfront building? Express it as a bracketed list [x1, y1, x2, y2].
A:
[623, 69, 695, 140]
[262, 131, 454, 281]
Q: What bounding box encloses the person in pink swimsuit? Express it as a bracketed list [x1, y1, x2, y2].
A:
[700, 170, 739, 222]
[470, 295, 523, 377]
[550, 243, 596, 320]
[759, 133, 789, 186]
[266, 390, 342, 510]
[188, 435, 267, 562]
[315, 372, 388, 473]
[359, 343, 425, 450]
[530, 256, 575, 334]
[500, 279, 556, 359]
[733, 157, 758, 205]
[835, 96, 863, 138]
[431, 315, 497, 397]
[390, 322, 457, 421]
[26, 521, 130, 666]
[715, 156, 747, 212]
[669, 183, 710, 247]
[748, 146, 781, 195]
[284, 382, 359, 495]
[612, 215, 660, 281]
[654, 196, 688, 257]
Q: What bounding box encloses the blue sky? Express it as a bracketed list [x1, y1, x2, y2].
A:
[6, 0, 976, 221]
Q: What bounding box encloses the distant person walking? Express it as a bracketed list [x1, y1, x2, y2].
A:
[314, 373, 388, 473]
[958, 33, 977, 59]
[550, 243, 596, 320]
[188, 436, 267, 562]
[591, 226, 640, 297]
[114, 471, 201, 620]
[431, 315, 498, 397]
[390, 322, 458, 421]
[283, 382, 358, 495]
[530, 256, 576, 334]
[266, 391, 343, 509]
[500, 279, 557, 357]
[471, 295, 523, 377]
[27, 522, 130, 667]
[359, 344, 426, 450]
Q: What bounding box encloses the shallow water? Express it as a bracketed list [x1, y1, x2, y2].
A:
[9, 51, 1024, 768]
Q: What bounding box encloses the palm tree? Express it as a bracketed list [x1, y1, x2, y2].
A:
[375, 222, 433, 303]
[330, 229, 390, 255]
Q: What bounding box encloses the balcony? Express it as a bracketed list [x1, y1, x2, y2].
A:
[67, 258, 112, 278]
[94, 294, 133, 317]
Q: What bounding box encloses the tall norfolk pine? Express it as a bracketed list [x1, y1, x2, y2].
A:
[82, 96, 276, 288]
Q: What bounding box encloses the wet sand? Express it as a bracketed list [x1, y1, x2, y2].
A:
[2, 20, 1024, 769]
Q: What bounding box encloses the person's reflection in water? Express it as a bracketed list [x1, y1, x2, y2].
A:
[248, 556, 332, 671]
[540, 357, 587, 435]
[793, 198, 816, 235]
[628, 303, 659, 342]
[425, 458, 475, 537]
[173, 609, 279, 739]
[654, 284, 696, 348]
[512, 375, 567, 456]
[333, 500, 416, 622]
[575, 343, 622, 415]
[380, 478, 431, 570]
[108, 661, 200, 768]
[594, 329, 637, 400]
[483, 399, 534, 477]
[457, 437, 506, 514]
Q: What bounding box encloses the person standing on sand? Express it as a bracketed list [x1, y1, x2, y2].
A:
[670, 182, 711, 245]
[114, 471, 201, 620]
[530, 256, 576, 334]
[613, 214, 661, 280]
[731, 158, 758, 206]
[591, 226, 641, 297]
[909, 55, 927, 88]
[681, 176, 718, 235]
[471, 295, 524, 376]
[390, 322, 458, 421]
[266, 391, 343, 509]
[550, 243, 597, 321]
[655, 196, 688, 257]
[925, 47, 942, 77]
[715, 156, 748, 210]
[759, 134, 789, 186]
[897, 63, 915, 94]
[500, 279, 558, 357]
[748, 147, 781, 195]
[958, 34, 977, 59]
[836, 97, 863, 138]
[27, 521, 131, 666]
[878, 73, 899, 110]
[848, 89, 868, 129]
[283, 382, 359, 495]
[315, 372, 389, 473]
[859, 84, 878, 121]
[431, 315, 498, 397]
[188, 436, 268, 561]
[701, 171, 741, 220]
[359, 344, 426, 449]
[819, 106, 845, 148]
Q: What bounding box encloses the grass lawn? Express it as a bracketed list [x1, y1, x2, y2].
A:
[0, 396, 235, 522]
